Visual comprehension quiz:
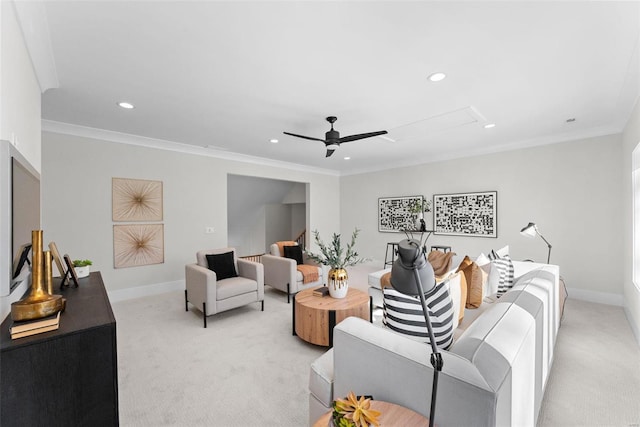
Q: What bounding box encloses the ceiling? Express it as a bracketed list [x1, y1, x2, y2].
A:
[33, 1, 640, 175]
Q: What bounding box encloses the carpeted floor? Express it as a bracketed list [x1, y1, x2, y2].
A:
[112, 268, 640, 426]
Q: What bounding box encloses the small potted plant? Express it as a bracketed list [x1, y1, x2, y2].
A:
[72, 259, 92, 278]
[332, 391, 381, 426]
[305, 229, 366, 299]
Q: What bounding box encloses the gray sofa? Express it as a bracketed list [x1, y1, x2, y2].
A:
[308, 262, 560, 426]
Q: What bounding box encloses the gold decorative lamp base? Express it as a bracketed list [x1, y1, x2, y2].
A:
[11, 230, 66, 321]
[11, 294, 65, 322]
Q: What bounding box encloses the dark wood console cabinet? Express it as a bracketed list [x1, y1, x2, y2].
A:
[0, 272, 118, 426]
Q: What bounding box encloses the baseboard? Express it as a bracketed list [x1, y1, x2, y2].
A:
[566, 286, 624, 307]
[623, 306, 640, 347]
[107, 280, 184, 303]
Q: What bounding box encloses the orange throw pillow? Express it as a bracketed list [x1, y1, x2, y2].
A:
[380, 272, 392, 289]
[427, 250, 455, 277]
[276, 241, 297, 257]
[456, 256, 487, 309]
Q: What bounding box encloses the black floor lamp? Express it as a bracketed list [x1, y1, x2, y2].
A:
[520, 222, 552, 263]
[390, 238, 442, 427]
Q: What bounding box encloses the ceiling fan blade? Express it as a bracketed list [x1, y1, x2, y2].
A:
[338, 130, 388, 143]
[325, 148, 336, 157]
[283, 132, 326, 142]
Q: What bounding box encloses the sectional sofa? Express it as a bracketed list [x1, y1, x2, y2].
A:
[308, 261, 561, 426]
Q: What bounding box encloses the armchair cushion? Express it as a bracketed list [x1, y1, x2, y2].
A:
[216, 276, 258, 300]
[206, 251, 238, 280]
[283, 245, 304, 265]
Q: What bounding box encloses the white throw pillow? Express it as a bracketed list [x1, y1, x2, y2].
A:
[475, 253, 495, 296]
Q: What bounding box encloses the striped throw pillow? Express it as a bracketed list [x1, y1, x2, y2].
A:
[382, 282, 455, 350]
[488, 250, 515, 296]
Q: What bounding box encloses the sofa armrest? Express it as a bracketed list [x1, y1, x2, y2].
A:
[332, 317, 496, 426]
[238, 258, 264, 300]
[185, 263, 217, 314]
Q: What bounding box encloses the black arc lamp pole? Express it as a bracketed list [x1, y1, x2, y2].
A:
[390, 239, 442, 427]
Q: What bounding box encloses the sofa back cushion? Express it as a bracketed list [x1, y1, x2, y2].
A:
[450, 301, 537, 426]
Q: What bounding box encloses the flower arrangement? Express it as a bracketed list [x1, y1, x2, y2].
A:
[305, 228, 365, 270]
[332, 392, 381, 427]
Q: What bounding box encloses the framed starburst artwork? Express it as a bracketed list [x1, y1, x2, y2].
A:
[113, 224, 164, 268]
[112, 178, 163, 222]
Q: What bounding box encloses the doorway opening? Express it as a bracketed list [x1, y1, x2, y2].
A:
[227, 174, 308, 259]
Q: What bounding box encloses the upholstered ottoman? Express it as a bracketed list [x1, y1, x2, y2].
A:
[367, 268, 391, 307]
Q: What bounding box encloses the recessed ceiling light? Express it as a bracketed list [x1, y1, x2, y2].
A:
[428, 72, 446, 82]
[117, 102, 134, 109]
[269, 139, 279, 143]
[343, 156, 351, 160]
[484, 123, 496, 129]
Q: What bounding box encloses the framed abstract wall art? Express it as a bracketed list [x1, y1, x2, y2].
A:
[433, 191, 497, 237]
[113, 224, 164, 268]
[378, 196, 423, 232]
[112, 178, 163, 222]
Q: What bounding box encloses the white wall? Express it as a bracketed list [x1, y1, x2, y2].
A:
[0, 1, 41, 170]
[623, 98, 640, 344]
[0, 1, 42, 320]
[41, 131, 340, 294]
[265, 204, 292, 252]
[291, 203, 306, 241]
[340, 134, 623, 303]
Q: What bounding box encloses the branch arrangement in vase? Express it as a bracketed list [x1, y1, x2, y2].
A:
[305, 228, 366, 269]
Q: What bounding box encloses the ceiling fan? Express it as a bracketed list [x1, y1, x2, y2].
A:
[283, 116, 388, 157]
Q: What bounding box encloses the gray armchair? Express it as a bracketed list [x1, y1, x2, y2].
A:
[262, 243, 324, 303]
[185, 248, 264, 327]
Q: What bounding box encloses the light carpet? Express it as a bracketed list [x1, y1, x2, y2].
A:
[112, 278, 640, 426]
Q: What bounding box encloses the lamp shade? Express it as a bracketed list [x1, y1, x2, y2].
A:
[390, 239, 436, 295]
[520, 222, 537, 238]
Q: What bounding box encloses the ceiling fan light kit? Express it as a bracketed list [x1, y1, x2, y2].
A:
[284, 116, 388, 158]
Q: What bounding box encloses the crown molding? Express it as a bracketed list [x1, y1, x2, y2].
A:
[41, 120, 340, 177]
[341, 124, 623, 176]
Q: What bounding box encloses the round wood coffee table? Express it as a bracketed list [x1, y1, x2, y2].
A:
[313, 400, 429, 426]
[293, 287, 371, 347]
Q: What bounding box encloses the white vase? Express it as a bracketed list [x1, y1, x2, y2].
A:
[74, 265, 90, 278]
[415, 212, 423, 230]
[327, 268, 349, 299]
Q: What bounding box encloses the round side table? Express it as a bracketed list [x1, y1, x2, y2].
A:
[293, 287, 371, 347]
[313, 400, 429, 426]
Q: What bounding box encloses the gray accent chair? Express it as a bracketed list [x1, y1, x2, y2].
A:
[262, 243, 324, 303]
[185, 248, 264, 328]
